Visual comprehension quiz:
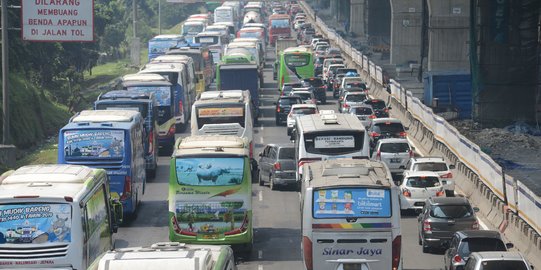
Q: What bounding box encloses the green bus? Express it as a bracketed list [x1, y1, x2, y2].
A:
[278, 47, 314, 90]
[168, 135, 253, 255]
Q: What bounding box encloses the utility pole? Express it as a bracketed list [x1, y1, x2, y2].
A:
[158, 0, 161, 35]
[1, 0, 9, 144]
[130, 0, 140, 66]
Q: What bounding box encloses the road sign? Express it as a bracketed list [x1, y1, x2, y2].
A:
[22, 0, 94, 42]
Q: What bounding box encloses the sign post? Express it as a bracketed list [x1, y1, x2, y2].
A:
[21, 0, 94, 42]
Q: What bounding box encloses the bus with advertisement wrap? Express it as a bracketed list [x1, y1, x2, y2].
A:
[168, 135, 253, 256]
[278, 46, 314, 90]
[0, 164, 122, 270]
[299, 159, 402, 270]
[191, 90, 254, 158]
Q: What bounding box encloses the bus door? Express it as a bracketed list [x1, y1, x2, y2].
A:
[304, 186, 396, 270]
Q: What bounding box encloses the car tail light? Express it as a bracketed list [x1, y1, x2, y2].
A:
[453, 254, 463, 263]
[369, 114, 377, 119]
[167, 125, 175, 137]
[302, 236, 313, 270]
[384, 108, 389, 113]
[402, 188, 411, 197]
[311, 99, 316, 104]
[409, 150, 414, 158]
[436, 189, 445, 197]
[276, 107, 281, 113]
[120, 176, 132, 201]
[274, 162, 282, 170]
[423, 220, 432, 232]
[472, 221, 479, 230]
[148, 131, 154, 155]
[392, 236, 401, 270]
[322, 85, 327, 89]
[343, 103, 350, 108]
[178, 100, 183, 115]
[441, 172, 453, 178]
[399, 131, 407, 137]
[375, 150, 381, 161]
[249, 142, 254, 159]
[370, 132, 380, 137]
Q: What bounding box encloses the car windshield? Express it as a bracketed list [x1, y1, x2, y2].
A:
[458, 238, 507, 258]
[346, 94, 367, 102]
[278, 148, 295, 159]
[380, 142, 410, 153]
[479, 260, 528, 270]
[430, 205, 474, 219]
[405, 177, 440, 188]
[414, 162, 448, 171]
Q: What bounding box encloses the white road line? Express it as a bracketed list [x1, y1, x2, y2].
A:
[259, 190, 263, 201]
[258, 265, 263, 270]
[259, 136, 264, 144]
[258, 250, 263, 259]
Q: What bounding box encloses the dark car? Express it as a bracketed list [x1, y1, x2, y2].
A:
[281, 82, 302, 96]
[368, 118, 407, 149]
[302, 77, 327, 104]
[314, 56, 326, 76]
[258, 144, 296, 190]
[443, 230, 512, 270]
[418, 197, 480, 253]
[275, 96, 302, 125]
[364, 98, 391, 118]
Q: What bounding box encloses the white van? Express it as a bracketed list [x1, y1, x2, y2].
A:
[95, 242, 237, 270]
[300, 159, 402, 270]
[0, 164, 122, 270]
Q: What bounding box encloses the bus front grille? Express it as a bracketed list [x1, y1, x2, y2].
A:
[0, 244, 69, 259]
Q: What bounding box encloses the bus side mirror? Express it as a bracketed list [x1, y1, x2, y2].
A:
[110, 199, 123, 232]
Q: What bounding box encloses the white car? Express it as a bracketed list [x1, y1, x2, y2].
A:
[372, 138, 413, 174]
[349, 105, 375, 127]
[287, 104, 318, 135]
[289, 89, 316, 104]
[403, 156, 456, 196]
[399, 171, 446, 211]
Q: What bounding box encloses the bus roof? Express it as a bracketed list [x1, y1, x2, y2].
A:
[196, 31, 222, 37]
[283, 46, 310, 54]
[296, 112, 366, 134]
[98, 90, 154, 101]
[0, 165, 106, 200]
[122, 73, 169, 83]
[152, 55, 194, 64]
[140, 62, 184, 73]
[197, 90, 250, 103]
[150, 34, 183, 41]
[305, 159, 393, 189]
[71, 110, 141, 123]
[175, 135, 249, 157]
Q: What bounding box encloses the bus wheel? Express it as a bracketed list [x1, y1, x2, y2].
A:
[258, 171, 264, 186]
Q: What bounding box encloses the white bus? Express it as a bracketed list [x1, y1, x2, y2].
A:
[293, 111, 370, 186]
[300, 159, 402, 270]
[191, 90, 254, 158]
[0, 164, 122, 270]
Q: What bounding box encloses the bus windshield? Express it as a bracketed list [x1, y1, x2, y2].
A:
[0, 203, 72, 244]
[313, 187, 391, 218]
[215, 10, 232, 23]
[239, 31, 262, 39]
[196, 105, 245, 129]
[271, 19, 289, 28]
[304, 130, 365, 155]
[285, 54, 310, 67]
[95, 103, 148, 119]
[175, 157, 244, 186]
[63, 129, 125, 161]
[182, 24, 204, 35]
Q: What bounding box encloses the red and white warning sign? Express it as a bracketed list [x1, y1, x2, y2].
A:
[22, 0, 94, 42]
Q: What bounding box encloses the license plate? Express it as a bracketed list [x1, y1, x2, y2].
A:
[202, 234, 219, 239]
[390, 158, 401, 163]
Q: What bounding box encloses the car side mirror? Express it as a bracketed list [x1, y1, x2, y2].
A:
[404, 127, 409, 131]
[449, 164, 456, 169]
[387, 106, 392, 110]
[473, 207, 480, 212]
[411, 146, 416, 151]
[505, 243, 514, 249]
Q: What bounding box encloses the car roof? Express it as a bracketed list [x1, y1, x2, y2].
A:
[412, 156, 446, 163]
[377, 138, 409, 144]
[291, 104, 317, 109]
[403, 171, 440, 178]
[429, 196, 470, 205]
[470, 251, 527, 261]
[291, 90, 312, 94]
[456, 230, 502, 239]
[371, 117, 402, 124]
[280, 96, 301, 99]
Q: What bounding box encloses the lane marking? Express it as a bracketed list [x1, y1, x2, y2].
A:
[258, 265, 263, 270]
[259, 136, 264, 144]
[259, 190, 263, 201]
[258, 250, 263, 259]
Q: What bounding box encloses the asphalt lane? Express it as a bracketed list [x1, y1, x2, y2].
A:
[116, 47, 447, 270]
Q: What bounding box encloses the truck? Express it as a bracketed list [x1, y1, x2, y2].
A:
[216, 53, 260, 120]
[274, 38, 298, 80]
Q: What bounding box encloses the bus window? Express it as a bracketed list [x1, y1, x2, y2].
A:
[175, 157, 244, 186]
[63, 130, 125, 161]
[196, 105, 245, 129]
[303, 131, 365, 156]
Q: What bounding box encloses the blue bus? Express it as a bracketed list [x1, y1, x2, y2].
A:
[95, 90, 159, 178]
[148, 34, 187, 61]
[121, 73, 177, 155]
[58, 110, 146, 218]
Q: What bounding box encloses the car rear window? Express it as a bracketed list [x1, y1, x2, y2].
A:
[430, 205, 474, 219]
[372, 122, 405, 134]
[353, 107, 373, 115]
[479, 260, 528, 270]
[346, 82, 366, 89]
[279, 98, 301, 105]
[406, 177, 440, 188]
[291, 107, 317, 115]
[380, 142, 410, 153]
[345, 94, 367, 102]
[303, 78, 324, 87]
[458, 238, 507, 258]
[367, 100, 386, 110]
[278, 148, 295, 159]
[414, 162, 448, 171]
